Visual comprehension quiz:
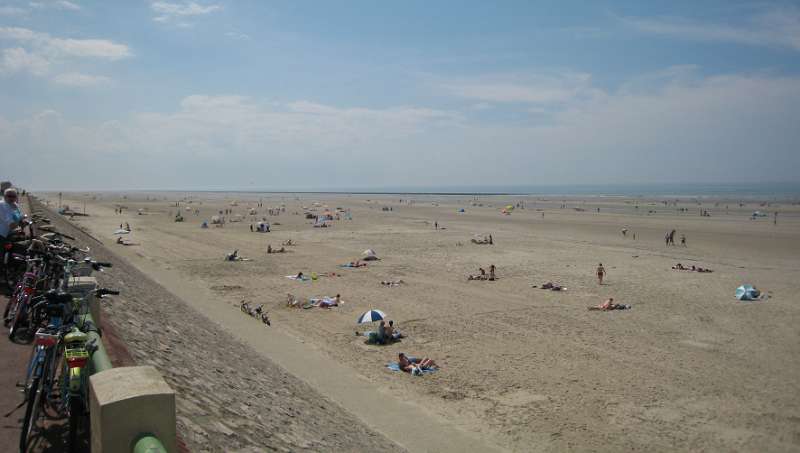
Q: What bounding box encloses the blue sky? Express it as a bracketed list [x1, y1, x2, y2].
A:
[1, 1, 799, 190]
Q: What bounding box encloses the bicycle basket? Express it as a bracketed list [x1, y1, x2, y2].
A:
[65, 346, 89, 369]
[34, 330, 59, 347]
[70, 262, 94, 277]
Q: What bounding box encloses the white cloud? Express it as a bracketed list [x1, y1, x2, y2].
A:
[0, 27, 131, 60]
[52, 72, 110, 86]
[47, 37, 129, 59]
[151, 1, 221, 24]
[0, 47, 49, 75]
[0, 6, 27, 15]
[27, 1, 80, 11]
[441, 72, 599, 105]
[0, 27, 129, 83]
[224, 31, 250, 40]
[621, 7, 800, 51]
[3, 72, 800, 190]
[54, 1, 80, 11]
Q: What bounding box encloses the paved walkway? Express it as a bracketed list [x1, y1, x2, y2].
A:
[0, 293, 32, 453]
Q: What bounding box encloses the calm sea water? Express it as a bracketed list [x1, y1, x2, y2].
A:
[221, 183, 800, 199]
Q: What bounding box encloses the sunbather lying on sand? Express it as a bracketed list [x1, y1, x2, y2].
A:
[116, 236, 138, 246]
[381, 279, 404, 286]
[691, 265, 713, 273]
[672, 263, 687, 270]
[318, 294, 341, 308]
[282, 239, 295, 246]
[534, 282, 565, 291]
[588, 297, 631, 311]
[398, 353, 437, 374]
[225, 250, 250, 261]
[266, 245, 286, 254]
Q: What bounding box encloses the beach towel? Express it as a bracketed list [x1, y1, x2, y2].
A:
[305, 297, 340, 308]
[386, 361, 437, 374]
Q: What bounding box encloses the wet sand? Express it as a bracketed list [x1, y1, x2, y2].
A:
[46, 192, 800, 452]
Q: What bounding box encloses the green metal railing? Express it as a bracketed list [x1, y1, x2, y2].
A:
[133, 434, 168, 453]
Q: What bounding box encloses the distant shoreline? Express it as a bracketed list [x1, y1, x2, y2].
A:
[34, 182, 800, 200]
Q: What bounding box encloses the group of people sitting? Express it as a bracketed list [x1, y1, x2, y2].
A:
[672, 263, 713, 273]
[370, 320, 403, 344]
[468, 264, 497, 281]
[240, 300, 271, 325]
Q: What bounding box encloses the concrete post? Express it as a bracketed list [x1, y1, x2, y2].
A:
[90, 366, 176, 453]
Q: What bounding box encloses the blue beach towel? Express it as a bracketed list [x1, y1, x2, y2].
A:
[386, 361, 437, 374]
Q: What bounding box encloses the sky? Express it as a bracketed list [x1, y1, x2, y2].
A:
[1, 0, 799, 191]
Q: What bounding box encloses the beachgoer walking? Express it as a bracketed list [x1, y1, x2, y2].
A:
[681, 234, 686, 246]
[596, 263, 606, 285]
[434, 221, 438, 230]
[488, 234, 493, 245]
[489, 264, 496, 281]
[621, 228, 627, 237]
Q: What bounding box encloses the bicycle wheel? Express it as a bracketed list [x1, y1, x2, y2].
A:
[43, 345, 64, 417]
[8, 297, 29, 340]
[19, 376, 42, 453]
[3, 259, 24, 292]
[67, 396, 84, 453]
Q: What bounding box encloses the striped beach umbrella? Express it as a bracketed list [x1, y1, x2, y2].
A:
[357, 309, 386, 324]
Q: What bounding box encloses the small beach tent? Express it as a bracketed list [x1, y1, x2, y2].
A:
[201, 221, 208, 228]
[256, 221, 270, 232]
[458, 208, 465, 212]
[362, 249, 378, 261]
[736, 284, 760, 301]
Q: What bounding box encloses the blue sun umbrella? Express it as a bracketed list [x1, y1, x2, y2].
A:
[735, 284, 760, 301]
[357, 309, 387, 324]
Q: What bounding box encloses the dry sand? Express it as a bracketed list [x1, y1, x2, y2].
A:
[46, 192, 800, 452]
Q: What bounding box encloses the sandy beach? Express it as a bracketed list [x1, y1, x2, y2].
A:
[45, 192, 800, 452]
